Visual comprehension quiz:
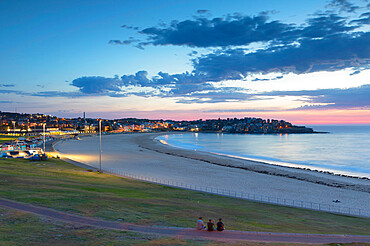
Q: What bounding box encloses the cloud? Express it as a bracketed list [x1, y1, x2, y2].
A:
[121, 25, 139, 30]
[121, 70, 214, 95]
[109, 39, 139, 45]
[204, 108, 279, 113]
[252, 76, 284, 81]
[261, 84, 370, 109]
[29, 91, 90, 98]
[104, 4, 370, 87]
[193, 32, 370, 79]
[71, 76, 124, 94]
[6, 5, 368, 107]
[0, 100, 14, 104]
[174, 87, 252, 103]
[326, 0, 360, 13]
[0, 89, 20, 94]
[196, 9, 209, 14]
[351, 12, 370, 25]
[0, 84, 15, 87]
[0, 89, 91, 98]
[109, 8, 369, 82]
[114, 8, 367, 49]
[349, 70, 361, 75]
[117, 14, 296, 48]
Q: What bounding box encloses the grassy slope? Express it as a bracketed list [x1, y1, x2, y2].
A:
[1, 209, 327, 246]
[0, 158, 369, 236]
[0, 136, 18, 144]
[0, 208, 212, 246]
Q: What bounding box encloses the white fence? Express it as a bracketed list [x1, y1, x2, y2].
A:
[102, 167, 370, 218]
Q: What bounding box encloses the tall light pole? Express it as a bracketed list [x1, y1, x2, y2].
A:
[12, 121, 16, 135]
[43, 123, 46, 153]
[99, 119, 102, 173]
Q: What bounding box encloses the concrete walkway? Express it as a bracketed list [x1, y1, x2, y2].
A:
[1, 198, 369, 244]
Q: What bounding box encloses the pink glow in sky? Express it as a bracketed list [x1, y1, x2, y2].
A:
[65, 109, 370, 125]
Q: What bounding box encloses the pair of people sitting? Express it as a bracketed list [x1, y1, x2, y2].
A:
[197, 217, 225, 231]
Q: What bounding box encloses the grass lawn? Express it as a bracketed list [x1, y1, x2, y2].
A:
[0, 158, 369, 236]
[0, 136, 18, 144]
[1, 209, 335, 246]
[0, 208, 214, 246]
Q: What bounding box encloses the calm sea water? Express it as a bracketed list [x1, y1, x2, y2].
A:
[157, 125, 370, 178]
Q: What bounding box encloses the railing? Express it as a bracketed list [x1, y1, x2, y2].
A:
[102, 167, 370, 218]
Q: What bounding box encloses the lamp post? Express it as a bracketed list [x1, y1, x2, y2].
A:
[99, 119, 102, 173]
[12, 121, 16, 135]
[43, 123, 46, 153]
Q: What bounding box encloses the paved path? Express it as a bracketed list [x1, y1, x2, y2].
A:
[1, 198, 369, 244]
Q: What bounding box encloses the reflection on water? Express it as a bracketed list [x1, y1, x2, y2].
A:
[157, 125, 370, 178]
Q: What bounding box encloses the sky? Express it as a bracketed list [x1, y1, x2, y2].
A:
[0, 0, 369, 124]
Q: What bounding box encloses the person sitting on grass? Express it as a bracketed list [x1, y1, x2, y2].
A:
[197, 217, 206, 230]
[207, 219, 215, 231]
[217, 218, 225, 231]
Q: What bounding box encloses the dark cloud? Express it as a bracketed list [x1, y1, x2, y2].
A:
[109, 39, 139, 45]
[349, 70, 361, 75]
[29, 91, 89, 98]
[300, 14, 357, 39]
[351, 12, 370, 24]
[114, 9, 366, 49]
[326, 0, 360, 13]
[0, 89, 20, 94]
[71, 76, 123, 94]
[0, 84, 15, 87]
[188, 50, 198, 56]
[196, 9, 209, 14]
[176, 90, 253, 104]
[110, 6, 369, 82]
[193, 32, 370, 79]
[118, 14, 296, 48]
[204, 108, 278, 113]
[36, 5, 370, 106]
[262, 84, 370, 109]
[252, 76, 284, 82]
[259, 10, 280, 16]
[252, 78, 270, 82]
[121, 25, 139, 30]
[0, 89, 88, 98]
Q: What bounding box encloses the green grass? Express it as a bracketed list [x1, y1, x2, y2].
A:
[0, 209, 344, 246]
[0, 158, 369, 236]
[0, 208, 213, 246]
[2, 208, 359, 246]
[0, 136, 18, 144]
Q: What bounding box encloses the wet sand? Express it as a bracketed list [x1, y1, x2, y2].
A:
[54, 133, 370, 211]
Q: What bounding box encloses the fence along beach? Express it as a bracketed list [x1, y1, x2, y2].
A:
[54, 133, 370, 217]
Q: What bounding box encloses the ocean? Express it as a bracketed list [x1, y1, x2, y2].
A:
[157, 125, 370, 178]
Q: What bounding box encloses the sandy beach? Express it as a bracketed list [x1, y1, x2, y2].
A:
[54, 133, 370, 211]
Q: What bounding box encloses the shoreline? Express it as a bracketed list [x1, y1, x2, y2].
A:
[54, 132, 370, 211]
[135, 133, 370, 193]
[155, 132, 369, 180]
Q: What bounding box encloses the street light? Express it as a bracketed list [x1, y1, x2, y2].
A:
[12, 121, 16, 135]
[99, 119, 102, 173]
[43, 123, 46, 153]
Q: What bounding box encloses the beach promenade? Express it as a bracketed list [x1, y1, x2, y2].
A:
[54, 133, 370, 212]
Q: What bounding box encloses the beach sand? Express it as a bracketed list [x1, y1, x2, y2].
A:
[54, 133, 370, 211]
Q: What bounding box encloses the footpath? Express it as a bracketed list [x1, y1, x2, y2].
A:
[1, 198, 369, 244]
